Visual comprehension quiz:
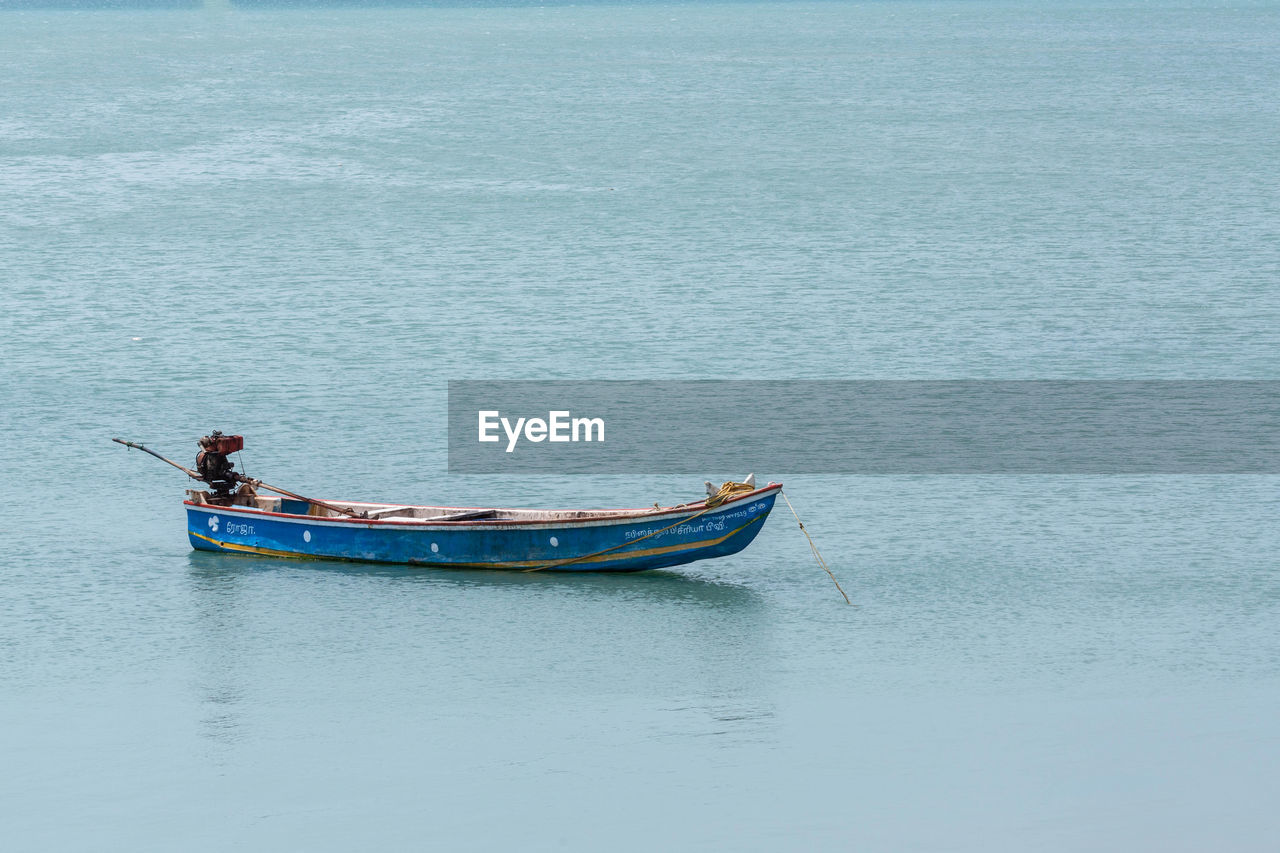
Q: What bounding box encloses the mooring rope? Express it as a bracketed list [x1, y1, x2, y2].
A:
[780, 491, 852, 605]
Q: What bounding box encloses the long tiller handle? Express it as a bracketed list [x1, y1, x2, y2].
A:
[111, 438, 201, 478]
[111, 437, 363, 519]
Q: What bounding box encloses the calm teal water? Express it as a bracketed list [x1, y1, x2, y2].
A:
[3, 2, 1280, 849]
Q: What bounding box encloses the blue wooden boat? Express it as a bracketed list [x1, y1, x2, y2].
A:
[184, 485, 781, 571]
[113, 433, 778, 572]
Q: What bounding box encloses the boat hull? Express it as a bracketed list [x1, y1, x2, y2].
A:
[185, 486, 779, 572]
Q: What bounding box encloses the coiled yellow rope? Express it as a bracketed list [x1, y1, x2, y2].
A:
[704, 480, 757, 507]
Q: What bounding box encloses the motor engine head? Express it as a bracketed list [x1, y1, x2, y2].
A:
[198, 431, 243, 455]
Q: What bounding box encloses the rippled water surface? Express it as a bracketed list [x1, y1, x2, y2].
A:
[3, 2, 1279, 850]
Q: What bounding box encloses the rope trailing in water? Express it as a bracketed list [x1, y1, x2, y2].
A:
[523, 480, 756, 573]
[780, 491, 852, 605]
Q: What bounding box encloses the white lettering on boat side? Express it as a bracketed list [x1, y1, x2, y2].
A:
[621, 502, 762, 541]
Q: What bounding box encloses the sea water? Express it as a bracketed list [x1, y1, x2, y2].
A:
[2, 2, 1279, 849]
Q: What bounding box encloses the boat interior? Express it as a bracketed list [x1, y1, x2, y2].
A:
[186, 489, 701, 522]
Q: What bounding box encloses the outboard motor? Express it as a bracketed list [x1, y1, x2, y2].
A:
[196, 431, 244, 500]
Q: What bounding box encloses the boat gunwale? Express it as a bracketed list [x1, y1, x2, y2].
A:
[183, 483, 782, 529]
